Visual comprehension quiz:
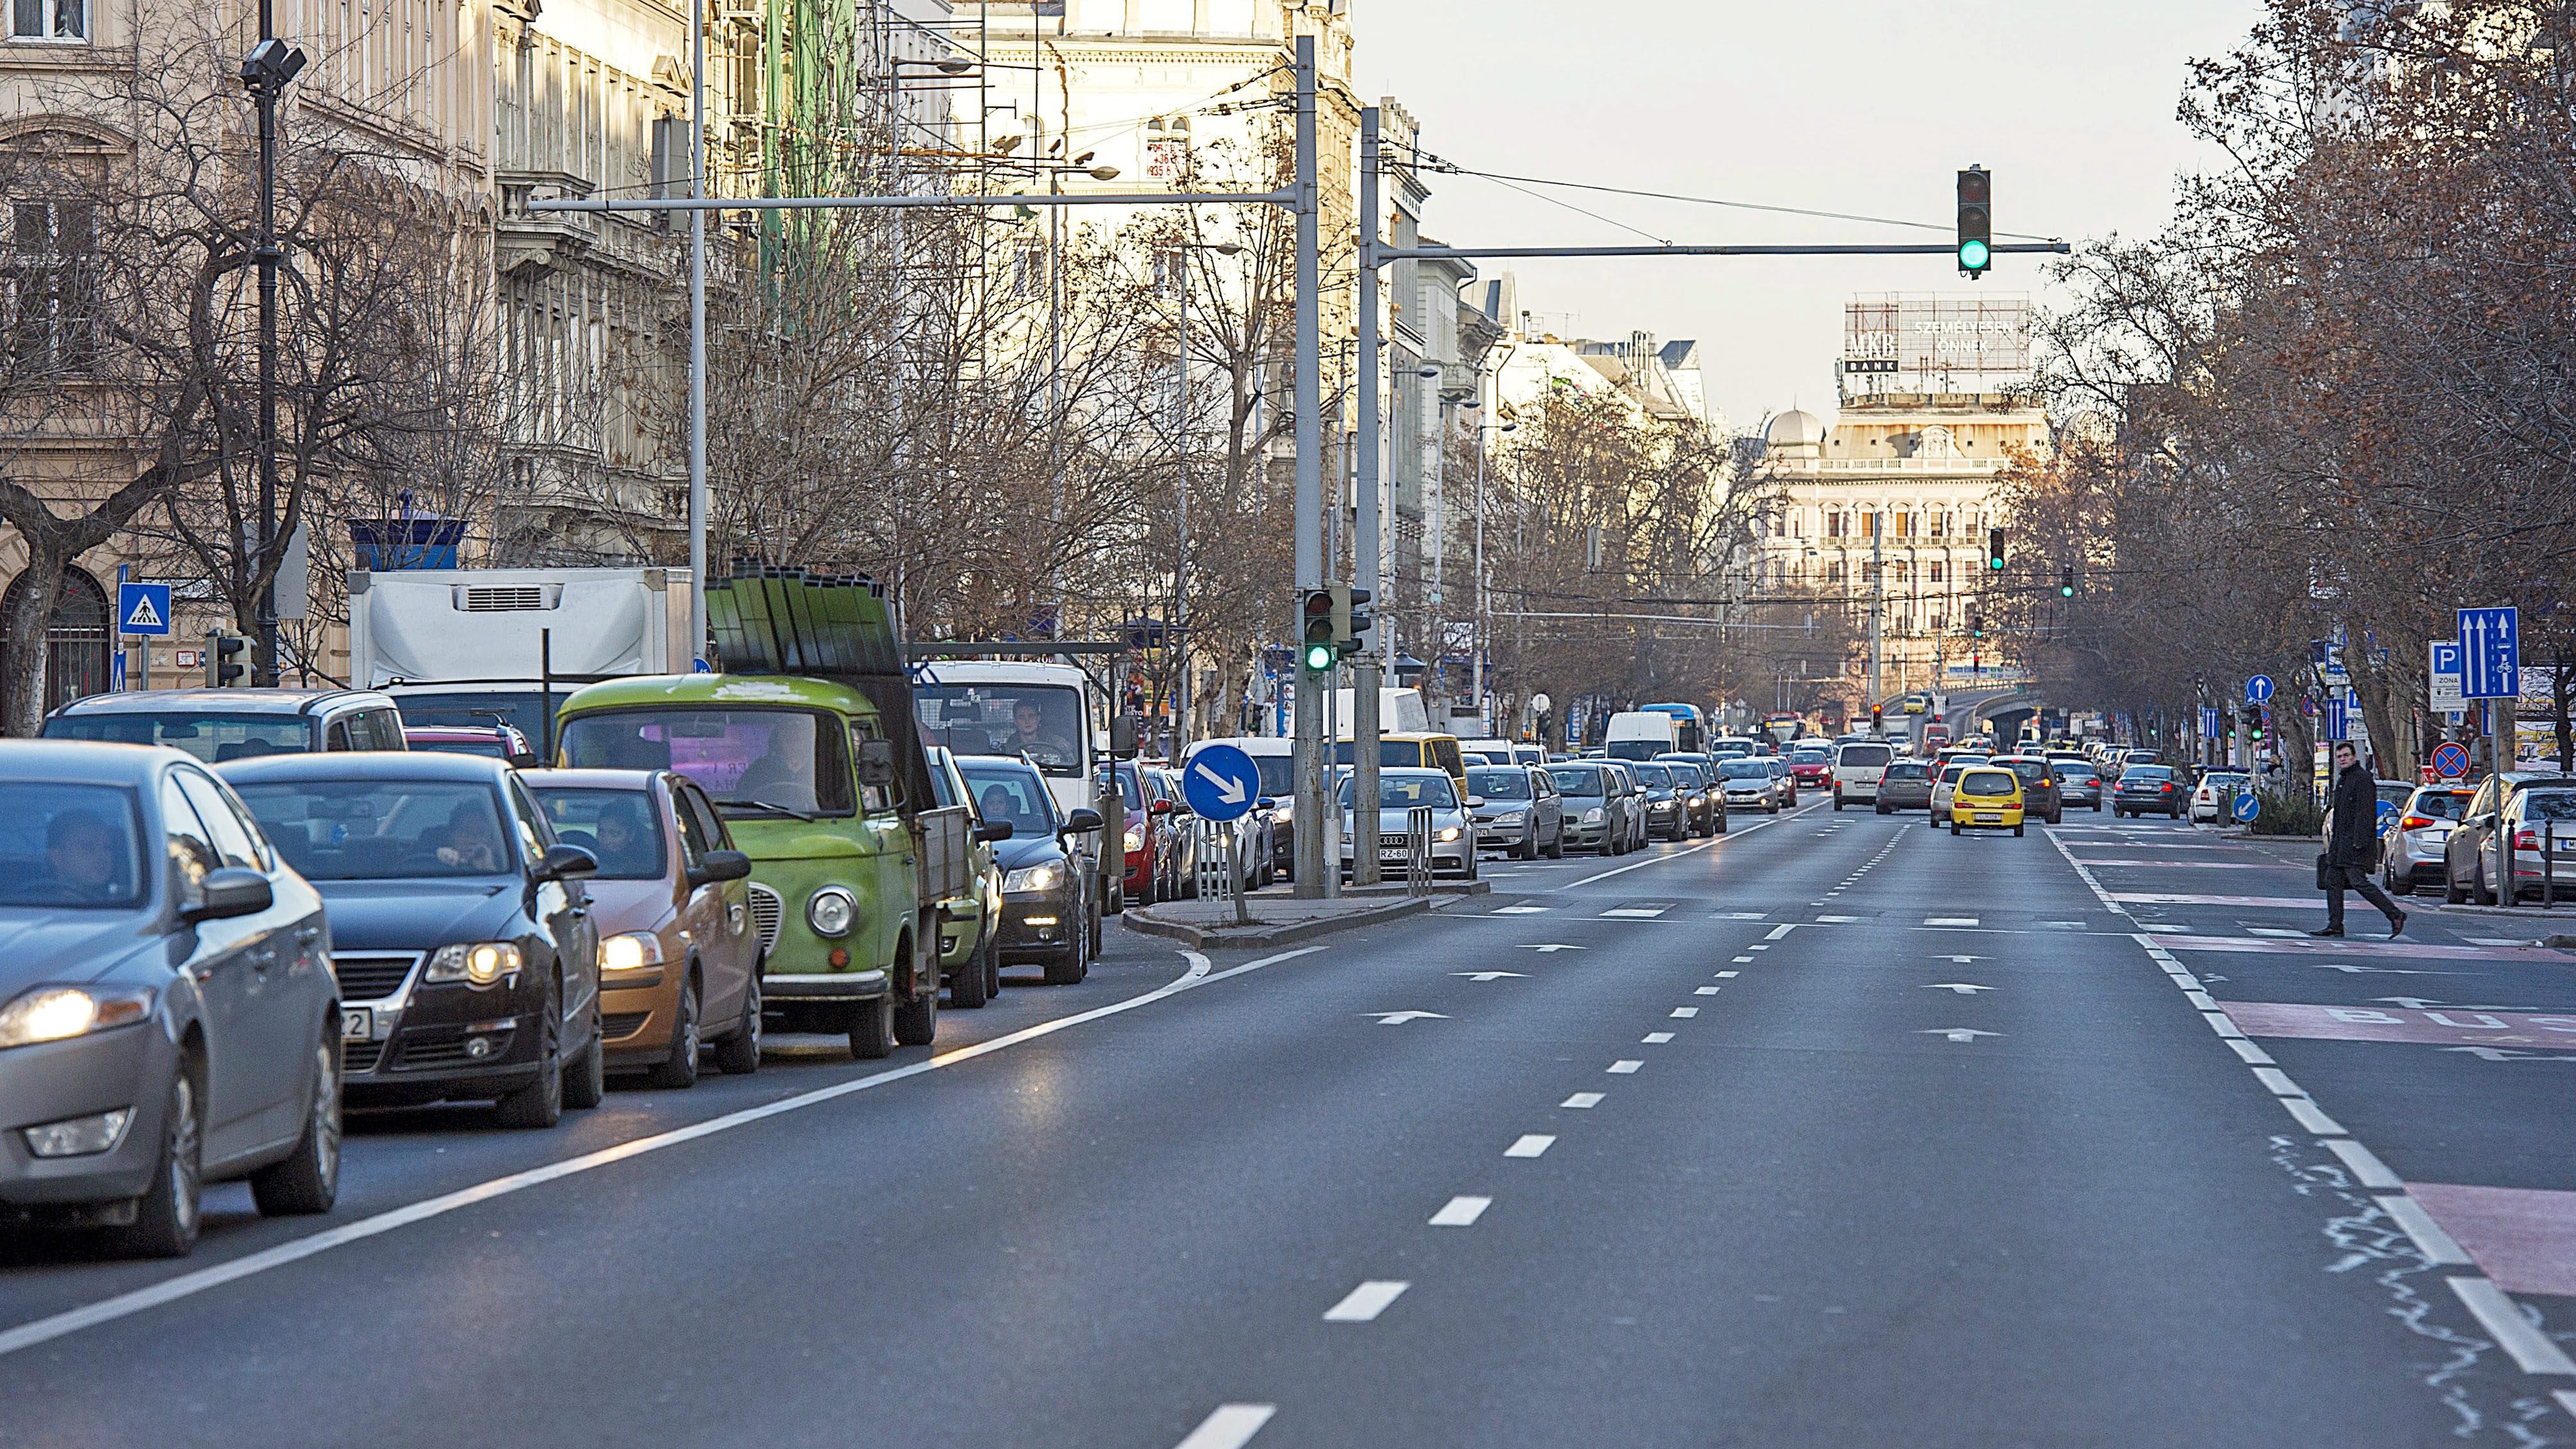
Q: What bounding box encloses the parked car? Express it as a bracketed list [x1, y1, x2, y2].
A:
[1113, 761, 1172, 906]
[1990, 756, 2065, 825]
[2381, 784, 2474, 897]
[1467, 763, 1564, 859]
[403, 724, 538, 765]
[1546, 761, 1622, 853]
[1340, 768, 1475, 880]
[2444, 774, 2576, 904]
[924, 747, 1009, 1007]
[2187, 770, 2250, 824]
[2113, 765, 2184, 818]
[2051, 760, 2105, 813]
[1769, 754, 1799, 804]
[1788, 748, 1832, 793]
[1831, 740, 1895, 811]
[46, 688, 409, 762]
[1655, 755, 1725, 836]
[956, 755, 1099, 984]
[0, 741, 340, 1257]
[1716, 756, 1788, 815]
[1629, 762, 1693, 843]
[1876, 759, 1936, 814]
[1186, 738, 1293, 881]
[223, 750, 605, 1128]
[524, 768, 762, 1085]
[1949, 766, 2027, 837]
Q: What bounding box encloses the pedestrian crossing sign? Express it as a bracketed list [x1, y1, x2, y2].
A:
[117, 582, 172, 637]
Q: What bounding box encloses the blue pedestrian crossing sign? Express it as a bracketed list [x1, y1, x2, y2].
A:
[2245, 674, 2274, 704]
[1182, 743, 1261, 823]
[116, 582, 172, 637]
[2457, 607, 2520, 700]
[2232, 791, 2261, 824]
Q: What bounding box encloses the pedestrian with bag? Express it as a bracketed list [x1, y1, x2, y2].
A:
[2316, 741, 2406, 938]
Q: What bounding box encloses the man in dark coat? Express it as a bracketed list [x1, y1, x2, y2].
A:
[2316, 741, 2406, 938]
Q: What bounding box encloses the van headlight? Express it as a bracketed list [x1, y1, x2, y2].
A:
[806, 888, 857, 938]
[424, 942, 522, 988]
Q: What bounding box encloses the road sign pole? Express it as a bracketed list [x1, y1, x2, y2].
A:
[1352, 106, 1383, 890]
[1288, 37, 1330, 900]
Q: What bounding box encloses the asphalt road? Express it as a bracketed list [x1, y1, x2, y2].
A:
[5, 791, 2574, 1446]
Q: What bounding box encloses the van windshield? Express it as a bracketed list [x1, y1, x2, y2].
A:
[558, 709, 856, 819]
[913, 684, 1087, 776]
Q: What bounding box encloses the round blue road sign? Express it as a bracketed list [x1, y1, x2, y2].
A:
[1182, 743, 1261, 823]
[2245, 674, 2275, 704]
[2232, 791, 2261, 824]
[2376, 799, 2399, 831]
[2431, 741, 2472, 780]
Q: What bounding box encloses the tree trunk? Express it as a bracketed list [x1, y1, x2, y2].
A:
[1, 545, 70, 739]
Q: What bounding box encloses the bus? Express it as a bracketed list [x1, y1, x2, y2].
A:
[1762, 713, 1804, 747]
[1639, 702, 1707, 754]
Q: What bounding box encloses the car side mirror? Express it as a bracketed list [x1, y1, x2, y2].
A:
[1466, 795, 1486, 809]
[536, 843, 599, 882]
[1151, 799, 1174, 816]
[688, 848, 753, 888]
[974, 821, 1015, 844]
[1061, 807, 1104, 835]
[510, 750, 544, 770]
[1109, 715, 1139, 759]
[188, 866, 272, 922]
[858, 739, 897, 789]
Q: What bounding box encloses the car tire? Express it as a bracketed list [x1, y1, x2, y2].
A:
[1045, 923, 1086, 986]
[2473, 865, 2498, 906]
[1088, 897, 1104, 957]
[645, 975, 702, 1089]
[950, 935, 992, 1009]
[563, 1002, 607, 1109]
[984, 931, 1004, 1000]
[2386, 870, 2413, 898]
[112, 1068, 203, 1258]
[1546, 827, 1566, 859]
[495, 996, 565, 1129]
[712, 969, 763, 1074]
[2445, 871, 2469, 904]
[894, 984, 938, 1048]
[1768, 801, 1781, 815]
[1950, 819, 1961, 836]
[2014, 823, 2026, 838]
[251, 1032, 341, 1217]
[848, 997, 896, 1059]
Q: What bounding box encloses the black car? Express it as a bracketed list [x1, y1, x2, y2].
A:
[956, 755, 1101, 986]
[0, 741, 341, 1257]
[2113, 764, 2183, 819]
[1629, 762, 1693, 843]
[222, 752, 606, 1129]
[1991, 756, 2065, 825]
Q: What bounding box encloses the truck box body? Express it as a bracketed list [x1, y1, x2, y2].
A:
[348, 568, 694, 688]
[1604, 711, 1683, 761]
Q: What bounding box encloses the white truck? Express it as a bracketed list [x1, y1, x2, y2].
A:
[345, 566, 695, 749]
[1604, 711, 1683, 763]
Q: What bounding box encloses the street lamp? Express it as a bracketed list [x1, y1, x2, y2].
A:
[240, 30, 306, 687]
[1165, 238, 1242, 753]
[1470, 413, 1514, 716]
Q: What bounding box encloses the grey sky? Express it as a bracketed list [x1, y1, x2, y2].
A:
[1350, 0, 2261, 434]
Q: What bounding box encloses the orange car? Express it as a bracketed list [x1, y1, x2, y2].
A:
[524, 769, 763, 1087]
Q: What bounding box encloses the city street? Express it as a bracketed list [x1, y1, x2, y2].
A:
[5, 799, 2570, 1446]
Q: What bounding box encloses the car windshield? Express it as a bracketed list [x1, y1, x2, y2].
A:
[915, 684, 1086, 775]
[1838, 745, 1893, 767]
[1468, 768, 1531, 800]
[958, 764, 1056, 836]
[410, 734, 513, 761]
[235, 780, 516, 880]
[2409, 791, 2470, 821]
[1720, 759, 1770, 780]
[1885, 763, 1931, 781]
[2122, 766, 2173, 782]
[2052, 763, 2098, 782]
[2002, 759, 2050, 783]
[1548, 766, 1606, 796]
[0, 782, 147, 909]
[384, 691, 549, 744]
[528, 787, 667, 880]
[2520, 791, 2576, 822]
[1631, 764, 1675, 788]
[1340, 774, 1459, 810]
[46, 711, 312, 764]
[1961, 771, 2019, 796]
[558, 709, 855, 820]
[2377, 781, 2415, 804]
[1113, 766, 1143, 810]
[1663, 763, 1707, 786]
[1792, 751, 1829, 766]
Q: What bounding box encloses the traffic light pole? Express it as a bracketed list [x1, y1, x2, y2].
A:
[1290, 37, 1333, 898]
[1352, 108, 1384, 888]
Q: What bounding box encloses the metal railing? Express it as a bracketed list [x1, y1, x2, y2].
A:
[1193, 816, 1252, 925]
[1405, 805, 1434, 897]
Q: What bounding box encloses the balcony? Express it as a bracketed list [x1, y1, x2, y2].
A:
[495, 171, 601, 279]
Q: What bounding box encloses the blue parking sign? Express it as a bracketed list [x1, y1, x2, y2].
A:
[116, 582, 172, 637]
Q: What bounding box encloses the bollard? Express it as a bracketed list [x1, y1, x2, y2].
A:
[2548, 825, 2557, 909]
[1407, 804, 1433, 897]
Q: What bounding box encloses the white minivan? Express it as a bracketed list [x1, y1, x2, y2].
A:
[1831, 740, 1896, 810]
[1603, 711, 1682, 762]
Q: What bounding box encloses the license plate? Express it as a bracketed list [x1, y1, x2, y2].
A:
[341, 1007, 372, 1041]
[1975, 813, 2001, 822]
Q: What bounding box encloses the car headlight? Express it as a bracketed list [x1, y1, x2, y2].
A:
[1436, 825, 1461, 842]
[1004, 863, 1061, 893]
[1494, 808, 1527, 823]
[599, 932, 664, 974]
[1123, 825, 1146, 850]
[1583, 807, 1604, 824]
[806, 887, 857, 938]
[424, 941, 523, 988]
[0, 986, 153, 1050]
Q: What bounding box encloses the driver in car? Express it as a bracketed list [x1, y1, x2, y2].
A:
[47, 809, 125, 902]
[435, 802, 508, 873]
[1010, 700, 1076, 766]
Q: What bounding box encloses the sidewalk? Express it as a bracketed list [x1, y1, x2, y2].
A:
[1121, 880, 1487, 951]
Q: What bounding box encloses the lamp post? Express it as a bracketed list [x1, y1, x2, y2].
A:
[1166, 238, 1240, 754]
[240, 28, 306, 688]
[1468, 413, 1513, 724]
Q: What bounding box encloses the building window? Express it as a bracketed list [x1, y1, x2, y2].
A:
[1827, 559, 1845, 584]
[10, 0, 85, 38]
[0, 565, 109, 711]
[1929, 561, 1945, 584]
[7, 201, 97, 373]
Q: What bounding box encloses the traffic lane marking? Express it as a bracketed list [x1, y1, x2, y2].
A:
[2218, 1000, 2576, 1047]
[1504, 1134, 1556, 1158]
[1429, 1196, 1492, 1227]
[2157, 934, 2570, 962]
[1323, 1280, 1409, 1322]
[2450, 1278, 2576, 1375]
[0, 945, 1328, 1361]
[2410, 1184, 2576, 1297]
[1176, 1404, 1276, 1449]
[2109, 893, 2322, 909]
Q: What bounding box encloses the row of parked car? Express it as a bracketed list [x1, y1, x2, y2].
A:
[3, 684, 1120, 1259]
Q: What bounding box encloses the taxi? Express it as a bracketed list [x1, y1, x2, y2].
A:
[1948, 766, 2027, 838]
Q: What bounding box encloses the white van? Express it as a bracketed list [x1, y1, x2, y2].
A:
[1603, 711, 1682, 762]
[1831, 739, 1896, 809]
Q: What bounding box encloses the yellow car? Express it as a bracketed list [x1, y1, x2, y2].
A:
[1950, 767, 2027, 837]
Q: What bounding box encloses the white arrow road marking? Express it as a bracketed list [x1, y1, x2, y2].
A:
[1921, 1028, 2002, 1043]
[1367, 1011, 1448, 1025]
[1452, 972, 1527, 982]
[1519, 943, 1586, 953]
[1504, 1134, 1556, 1158]
[1323, 1280, 1410, 1321]
[1175, 1404, 1276, 1449]
[1192, 760, 1249, 806]
[1924, 982, 1995, 995]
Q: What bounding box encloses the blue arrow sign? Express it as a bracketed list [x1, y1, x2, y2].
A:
[2459, 607, 2520, 700]
[1181, 743, 1260, 822]
[2376, 799, 2400, 832]
[2245, 674, 2275, 704]
[116, 582, 172, 638]
[2232, 791, 2261, 824]
[2324, 695, 2350, 743]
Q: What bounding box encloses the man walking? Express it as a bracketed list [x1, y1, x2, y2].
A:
[2316, 741, 2406, 938]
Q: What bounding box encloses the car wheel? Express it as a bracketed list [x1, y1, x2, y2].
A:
[1088, 897, 1104, 957]
[2386, 870, 2414, 898]
[1950, 819, 1961, 835]
[712, 967, 763, 1074]
[2014, 823, 2026, 838]
[563, 1002, 606, 1109]
[1547, 825, 1566, 859]
[495, 995, 565, 1129]
[2473, 863, 2498, 906]
[112, 1068, 203, 1258]
[1045, 920, 1086, 986]
[848, 996, 896, 1059]
[645, 975, 702, 1089]
[984, 930, 1004, 1000]
[1768, 801, 1781, 815]
[251, 1031, 341, 1217]
[2445, 868, 2469, 904]
[894, 984, 938, 1048]
[949, 934, 991, 1009]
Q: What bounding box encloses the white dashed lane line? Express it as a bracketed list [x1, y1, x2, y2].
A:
[1174, 1404, 1276, 1449]
[1561, 1093, 1604, 1109]
[1322, 1281, 1410, 1322]
[1505, 1134, 1556, 1158]
[1607, 1060, 1643, 1075]
[1429, 1196, 1491, 1227]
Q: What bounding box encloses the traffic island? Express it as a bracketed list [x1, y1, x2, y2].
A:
[1123, 881, 1486, 951]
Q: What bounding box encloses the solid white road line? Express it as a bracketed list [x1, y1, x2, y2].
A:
[1429, 1196, 1492, 1227]
[1606, 1060, 1643, 1074]
[1323, 1280, 1411, 1322]
[1175, 1403, 1277, 1449]
[2379, 1195, 2475, 1266]
[2282, 1097, 2345, 1134]
[2323, 1138, 2402, 1189]
[1505, 1134, 1556, 1158]
[0, 945, 1326, 1362]
[1641, 1031, 1675, 1044]
[2449, 1278, 2576, 1375]
[1561, 1093, 1604, 1109]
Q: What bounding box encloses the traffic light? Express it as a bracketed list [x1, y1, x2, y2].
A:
[1339, 586, 1372, 656]
[1870, 704, 1884, 734]
[2059, 564, 2076, 598]
[1986, 528, 2006, 572]
[1299, 589, 1336, 673]
[1966, 609, 1983, 638]
[1956, 166, 1991, 277]
[206, 630, 247, 688]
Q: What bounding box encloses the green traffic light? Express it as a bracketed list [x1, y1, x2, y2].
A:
[1302, 641, 1334, 672]
[1958, 238, 1990, 271]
